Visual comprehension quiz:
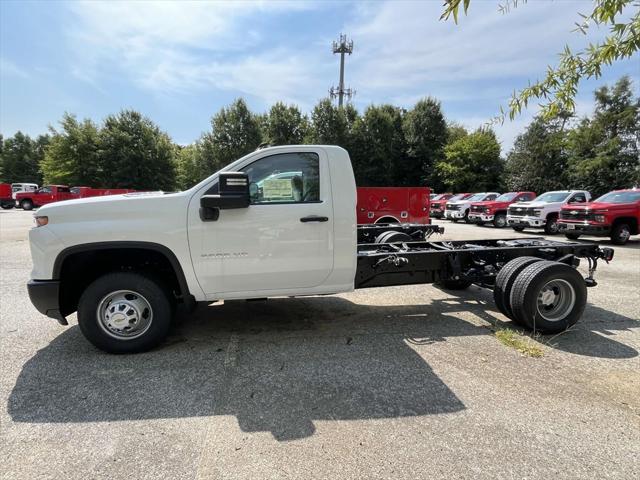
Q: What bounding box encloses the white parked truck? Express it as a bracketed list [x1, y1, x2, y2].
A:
[507, 190, 591, 234]
[444, 192, 500, 222]
[27, 146, 613, 353]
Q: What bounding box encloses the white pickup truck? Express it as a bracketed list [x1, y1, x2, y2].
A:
[27, 146, 613, 353]
[507, 190, 591, 234]
[444, 192, 500, 222]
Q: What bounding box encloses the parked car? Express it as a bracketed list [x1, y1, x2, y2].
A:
[468, 191, 537, 228]
[1, 183, 15, 209]
[507, 190, 591, 235]
[15, 185, 74, 210]
[11, 182, 38, 199]
[558, 189, 640, 245]
[356, 187, 431, 224]
[445, 192, 500, 222]
[428, 193, 454, 218]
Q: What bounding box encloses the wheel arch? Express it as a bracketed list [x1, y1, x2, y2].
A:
[611, 216, 638, 234]
[53, 241, 195, 316]
[374, 215, 400, 224]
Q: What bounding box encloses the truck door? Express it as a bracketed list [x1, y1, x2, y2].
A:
[189, 149, 335, 296]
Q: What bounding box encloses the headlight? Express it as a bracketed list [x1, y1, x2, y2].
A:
[484, 208, 492, 213]
[34, 216, 48, 227]
[594, 215, 606, 223]
[533, 209, 542, 217]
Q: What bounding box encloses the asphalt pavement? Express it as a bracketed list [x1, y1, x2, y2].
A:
[1, 209, 638, 479]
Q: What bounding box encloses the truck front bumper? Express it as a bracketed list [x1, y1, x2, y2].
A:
[429, 209, 444, 218]
[27, 279, 67, 325]
[507, 216, 545, 228]
[558, 223, 610, 236]
[468, 213, 494, 223]
[444, 210, 466, 219]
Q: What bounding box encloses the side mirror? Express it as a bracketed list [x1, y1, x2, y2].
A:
[200, 172, 250, 221]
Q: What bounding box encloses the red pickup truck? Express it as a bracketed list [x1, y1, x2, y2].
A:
[558, 189, 640, 245]
[0, 183, 14, 209]
[15, 185, 75, 210]
[70, 186, 135, 198]
[468, 191, 537, 228]
[430, 193, 469, 219]
[356, 187, 431, 224]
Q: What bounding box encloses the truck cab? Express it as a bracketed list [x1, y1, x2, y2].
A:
[558, 189, 640, 245]
[15, 185, 74, 210]
[507, 190, 591, 235]
[468, 191, 536, 228]
[445, 192, 500, 223]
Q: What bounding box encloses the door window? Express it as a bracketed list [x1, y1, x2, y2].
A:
[242, 152, 320, 204]
[39, 187, 51, 194]
[569, 193, 587, 203]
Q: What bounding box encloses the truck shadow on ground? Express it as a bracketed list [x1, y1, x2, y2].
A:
[8, 291, 638, 440]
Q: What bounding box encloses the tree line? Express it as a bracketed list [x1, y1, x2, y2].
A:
[1, 76, 637, 198]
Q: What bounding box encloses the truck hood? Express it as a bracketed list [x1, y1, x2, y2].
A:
[510, 200, 555, 209]
[560, 201, 629, 211]
[471, 200, 512, 209]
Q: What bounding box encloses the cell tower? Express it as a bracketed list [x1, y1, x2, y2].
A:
[329, 34, 355, 107]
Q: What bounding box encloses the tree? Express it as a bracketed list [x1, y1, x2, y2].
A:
[0, 132, 43, 184]
[41, 113, 100, 186]
[350, 105, 406, 186]
[201, 98, 262, 172]
[402, 98, 448, 188]
[442, 0, 640, 120]
[504, 115, 570, 193]
[174, 144, 205, 190]
[263, 102, 308, 145]
[437, 127, 503, 192]
[565, 76, 640, 196]
[99, 110, 176, 190]
[307, 99, 358, 147]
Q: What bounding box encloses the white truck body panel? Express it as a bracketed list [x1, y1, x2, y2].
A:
[29, 145, 357, 302]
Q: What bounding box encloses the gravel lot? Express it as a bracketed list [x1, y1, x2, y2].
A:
[1, 209, 639, 480]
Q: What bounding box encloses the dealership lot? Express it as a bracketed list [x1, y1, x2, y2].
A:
[1, 209, 639, 479]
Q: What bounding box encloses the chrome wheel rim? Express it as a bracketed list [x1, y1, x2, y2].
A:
[495, 216, 506, 227]
[618, 226, 630, 242]
[547, 220, 558, 233]
[536, 279, 575, 322]
[97, 290, 153, 339]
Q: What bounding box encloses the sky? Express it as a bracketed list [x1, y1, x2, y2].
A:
[1, 0, 638, 151]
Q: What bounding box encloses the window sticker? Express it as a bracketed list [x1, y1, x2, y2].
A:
[262, 178, 294, 199]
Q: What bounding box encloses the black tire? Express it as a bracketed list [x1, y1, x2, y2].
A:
[0, 202, 14, 210]
[565, 233, 581, 240]
[510, 261, 587, 333]
[493, 256, 542, 322]
[512, 226, 525, 232]
[493, 213, 507, 228]
[476, 222, 485, 226]
[610, 223, 631, 245]
[435, 278, 472, 290]
[463, 210, 471, 223]
[20, 199, 34, 210]
[77, 272, 173, 353]
[544, 215, 559, 235]
[374, 231, 412, 244]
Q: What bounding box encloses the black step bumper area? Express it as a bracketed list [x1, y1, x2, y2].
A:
[27, 280, 68, 325]
[558, 223, 610, 236]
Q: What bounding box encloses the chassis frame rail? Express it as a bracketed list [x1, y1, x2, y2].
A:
[357, 223, 444, 244]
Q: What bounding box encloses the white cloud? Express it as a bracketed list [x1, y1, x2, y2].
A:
[0, 57, 29, 79]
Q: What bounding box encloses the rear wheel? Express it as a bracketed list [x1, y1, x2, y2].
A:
[20, 199, 33, 210]
[0, 202, 14, 210]
[565, 233, 581, 240]
[510, 261, 587, 333]
[544, 215, 559, 234]
[493, 256, 542, 322]
[610, 223, 631, 245]
[493, 213, 507, 228]
[77, 272, 173, 353]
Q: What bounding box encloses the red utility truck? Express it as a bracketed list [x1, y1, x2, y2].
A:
[468, 191, 537, 228]
[430, 193, 469, 219]
[14, 185, 75, 210]
[357, 187, 431, 224]
[558, 189, 640, 245]
[1, 183, 14, 209]
[70, 186, 135, 198]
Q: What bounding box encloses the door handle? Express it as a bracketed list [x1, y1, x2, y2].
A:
[300, 215, 329, 223]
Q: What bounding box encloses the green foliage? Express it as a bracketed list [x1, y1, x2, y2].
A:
[438, 127, 503, 192]
[306, 99, 358, 147]
[565, 76, 640, 196]
[201, 98, 262, 172]
[442, 0, 640, 121]
[41, 113, 100, 186]
[263, 102, 308, 145]
[99, 110, 176, 190]
[403, 98, 448, 188]
[0, 131, 47, 184]
[504, 115, 570, 193]
[174, 144, 204, 190]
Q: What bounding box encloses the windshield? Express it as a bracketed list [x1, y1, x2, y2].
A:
[595, 191, 640, 203]
[432, 194, 447, 201]
[448, 194, 466, 201]
[534, 192, 570, 203]
[495, 192, 518, 202]
[467, 193, 487, 202]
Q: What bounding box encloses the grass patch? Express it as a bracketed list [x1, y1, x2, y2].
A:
[495, 328, 544, 357]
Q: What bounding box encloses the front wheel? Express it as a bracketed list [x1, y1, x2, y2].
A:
[610, 223, 631, 245]
[512, 226, 525, 232]
[493, 213, 507, 228]
[20, 199, 34, 210]
[544, 216, 559, 235]
[77, 272, 173, 353]
[565, 233, 581, 241]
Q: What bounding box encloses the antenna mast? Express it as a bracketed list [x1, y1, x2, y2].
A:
[329, 34, 355, 107]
